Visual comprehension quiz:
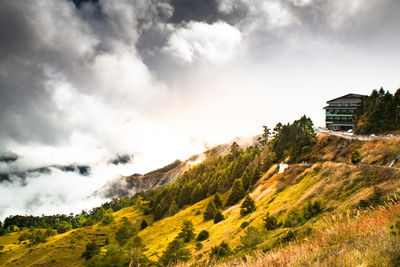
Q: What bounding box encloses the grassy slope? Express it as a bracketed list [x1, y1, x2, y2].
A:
[1, 135, 400, 266]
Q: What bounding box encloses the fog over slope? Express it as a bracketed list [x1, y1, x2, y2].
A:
[0, 0, 399, 219]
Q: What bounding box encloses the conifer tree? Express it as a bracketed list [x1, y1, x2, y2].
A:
[213, 193, 223, 209]
[178, 220, 195, 242]
[217, 173, 230, 193]
[240, 168, 251, 191]
[240, 194, 255, 216]
[225, 179, 245, 207]
[191, 184, 204, 204]
[214, 210, 224, 223]
[140, 219, 148, 230]
[203, 200, 217, 221]
[154, 204, 164, 221]
[168, 200, 179, 215]
[251, 165, 261, 185]
[179, 183, 192, 207]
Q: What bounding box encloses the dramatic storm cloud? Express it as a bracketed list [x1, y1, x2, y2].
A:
[1, 0, 399, 218]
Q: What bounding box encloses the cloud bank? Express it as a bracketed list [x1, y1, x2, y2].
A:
[0, 0, 399, 218]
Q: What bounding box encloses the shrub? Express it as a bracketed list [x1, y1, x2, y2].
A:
[140, 219, 148, 230]
[115, 218, 136, 246]
[196, 242, 203, 250]
[240, 194, 256, 216]
[264, 213, 280, 230]
[279, 230, 297, 244]
[241, 221, 250, 229]
[57, 220, 72, 234]
[210, 241, 231, 258]
[197, 230, 209, 241]
[214, 211, 224, 223]
[81, 241, 100, 260]
[351, 150, 362, 164]
[204, 200, 217, 221]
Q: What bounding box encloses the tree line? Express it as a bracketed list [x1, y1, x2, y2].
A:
[354, 87, 400, 134]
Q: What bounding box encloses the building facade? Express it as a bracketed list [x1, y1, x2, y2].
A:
[324, 93, 364, 131]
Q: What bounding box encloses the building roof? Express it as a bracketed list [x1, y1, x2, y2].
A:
[326, 93, 365, 104]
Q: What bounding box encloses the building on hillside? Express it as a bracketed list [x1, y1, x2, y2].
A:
[323, 93, 364, 131]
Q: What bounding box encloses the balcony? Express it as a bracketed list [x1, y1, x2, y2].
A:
[325, 112, 353, 116]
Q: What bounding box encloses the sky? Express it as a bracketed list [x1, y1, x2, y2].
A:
[0, 0, 400, 219]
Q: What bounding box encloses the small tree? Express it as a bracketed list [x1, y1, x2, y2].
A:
[203, 200, 217, 221]
[351, 149, 362, 164]
[197, 230, 209, 241]
[127, 236, 149, 267]
[81, 241, 100, 260]
[210, 241, 231, 258]
[178, 220, 195, 242]
[168, 200, 179, 216]
[264, 212, 280, 230]
[154, 204, 164, 221]
[57, 221, 72, 234]
[101, 208, 114, 225]
[225, 179, 245, 207]
[191, 184, 204, 204]
[213, 193, 223, 209]
[214, 210, 224, 223]
[115, 218, 136, 246]
[140, 219, 148, 230]
[240, 194, 255, 216]
[159, 238, 191, 266]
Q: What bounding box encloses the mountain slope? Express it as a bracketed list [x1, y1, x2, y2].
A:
[0, 134, 400, 266]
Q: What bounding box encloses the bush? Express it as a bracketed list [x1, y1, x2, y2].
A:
[57, 220, 72, 234]
[284, 201, 323, 227]
[210, 241, 231, 258]
[279, 230, 297, 244]
[197, 230, 209, 241]
[241, 221, 250, 229]
[240, 194, 256, 216]
[351, 150, 362, 164]
[115, 218, 136, 246]
[81, 241, 100, 260]
[214, 211, 224, 224]
[195, 242, 203, 250]
[140, 219, 148, 230]
[264, 213, 280, 230]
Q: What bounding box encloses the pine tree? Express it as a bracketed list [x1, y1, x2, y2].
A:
[177, 220, 195, 242]
[191, 184, 204, 204]
[240, 169, 251, 191]
[168, 200, 179, 215]
[213, 193, 223, 209]
[214, 210, 224, 223]
[127, 236, 149, 267]
[240, 194, 255, 216]
[179, 183, 191, 207]
[154, 204, 164, 221]
[217, 173, 230, 193]
[257, 126, 271, 147]
[251, 165, 261, 185]
[159, 238, 191, 266]
[140, 219, 148, 230]
[225, 179, 245, 207]
[203, 200, 217, 221]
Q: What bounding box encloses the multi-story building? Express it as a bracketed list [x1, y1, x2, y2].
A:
[324, 93, 364, 131]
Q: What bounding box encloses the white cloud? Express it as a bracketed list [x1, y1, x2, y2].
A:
[165, 21, 242, 64]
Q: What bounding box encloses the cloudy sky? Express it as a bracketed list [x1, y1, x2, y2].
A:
[0, 0, 399, 219]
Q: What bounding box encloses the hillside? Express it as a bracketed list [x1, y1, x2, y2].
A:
[0, 131, 400, 266]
